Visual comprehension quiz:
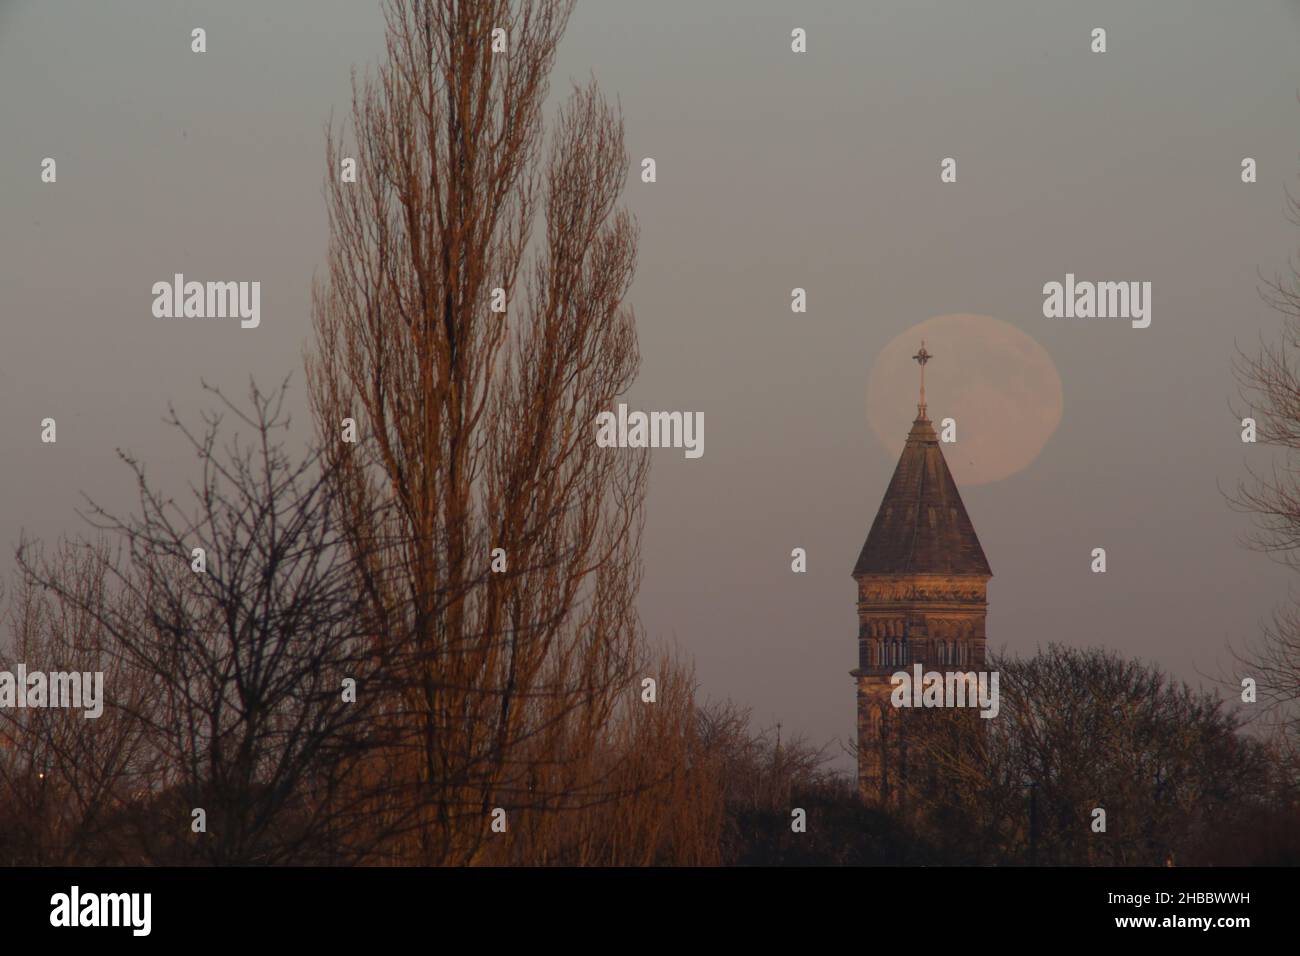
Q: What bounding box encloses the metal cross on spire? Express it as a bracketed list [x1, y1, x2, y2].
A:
[912, 340, 932, 418]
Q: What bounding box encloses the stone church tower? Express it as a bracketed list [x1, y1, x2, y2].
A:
[851, 344, 991, 807]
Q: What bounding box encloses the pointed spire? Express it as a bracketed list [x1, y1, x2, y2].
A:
[912, 340, 932, 421]
[853, 342, 991, 578]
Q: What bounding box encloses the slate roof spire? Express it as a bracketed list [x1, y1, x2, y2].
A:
[852, 344, 992, 577]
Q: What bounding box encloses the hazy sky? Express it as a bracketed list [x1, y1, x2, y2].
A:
[3, 0, 1299, 768]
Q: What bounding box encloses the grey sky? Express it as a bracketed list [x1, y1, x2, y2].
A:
[3, 1, 1299, 768]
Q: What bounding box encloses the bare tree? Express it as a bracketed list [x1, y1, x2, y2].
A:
[306, 0, 663, 863]
[1230, 153, 1300, 743]
[908, 646, 1267, 865]
[491, 652, 726, 865]
[695, 700, 836, 814]
[0, 541, 159, 864]
[14, 380, 398, 864]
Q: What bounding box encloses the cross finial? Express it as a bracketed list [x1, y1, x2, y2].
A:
[912, 340, 932, 418]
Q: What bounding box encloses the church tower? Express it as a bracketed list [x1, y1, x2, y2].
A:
[851, 343, 991, 807]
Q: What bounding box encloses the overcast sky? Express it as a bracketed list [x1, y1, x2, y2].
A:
[3, 0, 1299, 767]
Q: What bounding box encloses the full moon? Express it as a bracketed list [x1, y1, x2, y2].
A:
[866, 314, 1063, 486]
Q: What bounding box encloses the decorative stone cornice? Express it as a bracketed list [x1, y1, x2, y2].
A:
[856, 575, 988, 605]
